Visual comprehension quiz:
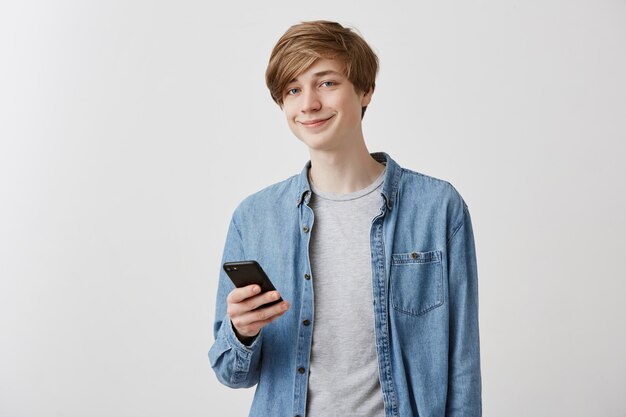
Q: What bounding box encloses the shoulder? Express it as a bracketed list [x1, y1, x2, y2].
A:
[231, 173, 300, 221]
[400, 167, 466, 206]
[398, 167, 468, 233]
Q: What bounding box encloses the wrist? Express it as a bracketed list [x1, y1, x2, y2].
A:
[231, 321, 258, 345]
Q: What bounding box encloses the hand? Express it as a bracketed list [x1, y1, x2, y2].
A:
[226, 284, 290, 342]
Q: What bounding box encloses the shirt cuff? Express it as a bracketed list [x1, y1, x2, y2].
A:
[224, 315, 262, 354]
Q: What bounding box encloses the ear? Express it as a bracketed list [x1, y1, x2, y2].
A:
[361, 86, 374, 107]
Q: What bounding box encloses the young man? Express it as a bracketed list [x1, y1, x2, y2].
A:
[209, 20, 482, 417]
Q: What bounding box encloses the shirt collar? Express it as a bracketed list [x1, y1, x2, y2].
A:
[295, 152, 401, 211]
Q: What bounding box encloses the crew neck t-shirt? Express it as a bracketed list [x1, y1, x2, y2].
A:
[306, 166, 387, 417]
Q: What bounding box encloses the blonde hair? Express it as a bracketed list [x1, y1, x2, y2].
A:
[265, 20, 379, 119]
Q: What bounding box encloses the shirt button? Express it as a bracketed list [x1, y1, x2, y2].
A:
[411, 252, 418, 259]
[302, 225, 310, 233]
[304, 273, 311, 280]
[303, 319, 310, 326]
[298, 367, 305, 374]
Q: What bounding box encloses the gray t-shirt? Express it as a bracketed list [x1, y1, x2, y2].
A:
[306, 166, 387, 417]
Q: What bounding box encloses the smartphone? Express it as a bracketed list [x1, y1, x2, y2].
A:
[222, 260, 283, 309]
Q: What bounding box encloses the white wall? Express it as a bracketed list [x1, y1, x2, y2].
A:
[1, 1, 625, 416]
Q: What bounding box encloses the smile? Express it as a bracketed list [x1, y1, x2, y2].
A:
[299, 116, 333, 128]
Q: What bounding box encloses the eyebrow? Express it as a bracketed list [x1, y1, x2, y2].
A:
[289, 70, 343, 83]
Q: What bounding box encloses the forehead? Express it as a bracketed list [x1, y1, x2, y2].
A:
[289, 58, 346, 83]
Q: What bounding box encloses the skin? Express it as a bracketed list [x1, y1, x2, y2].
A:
[227, 285, 289, 342]
[228, 57, 384, 342]
[281, 57, 384, 194]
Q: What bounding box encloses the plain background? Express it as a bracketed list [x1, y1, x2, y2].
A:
[1, 0, 625, 416]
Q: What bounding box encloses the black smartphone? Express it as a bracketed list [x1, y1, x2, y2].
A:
[222, 260, 283, 309]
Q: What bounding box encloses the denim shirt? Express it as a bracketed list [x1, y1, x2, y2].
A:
[209, 152, 482, 417]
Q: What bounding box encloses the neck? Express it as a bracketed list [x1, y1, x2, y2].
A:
[307, 138, 385, 194]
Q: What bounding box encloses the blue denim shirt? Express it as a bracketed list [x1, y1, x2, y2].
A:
[209, 152, 482, 417]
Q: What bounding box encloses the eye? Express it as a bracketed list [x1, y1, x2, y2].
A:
[286, 87, 300, 96]
[321, 81, 335, 87]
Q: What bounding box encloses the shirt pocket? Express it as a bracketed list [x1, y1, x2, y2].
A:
[390, 250, 444, 317]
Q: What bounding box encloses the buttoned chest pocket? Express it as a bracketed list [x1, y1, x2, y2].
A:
[390, 250, 444, 317]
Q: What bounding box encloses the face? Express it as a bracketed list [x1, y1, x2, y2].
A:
[281, 58, 373, 152]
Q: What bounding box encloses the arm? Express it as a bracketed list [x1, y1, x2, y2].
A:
[208, 214, 263, 389]
[445, 204, 482, 416]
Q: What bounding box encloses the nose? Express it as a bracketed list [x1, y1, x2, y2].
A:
[300, 89, 321, 113]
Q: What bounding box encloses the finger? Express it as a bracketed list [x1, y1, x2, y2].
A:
[232, 301, 290, 331]
[227, 290, 281, 318]
[244, 290, 282, 311]
[238, 308, 289, 338]
[227, 284, 261, 304]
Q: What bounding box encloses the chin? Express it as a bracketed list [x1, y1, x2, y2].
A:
[301, 138, 341, 152]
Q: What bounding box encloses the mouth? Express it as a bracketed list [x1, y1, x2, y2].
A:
[299, 115, 334, 128]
